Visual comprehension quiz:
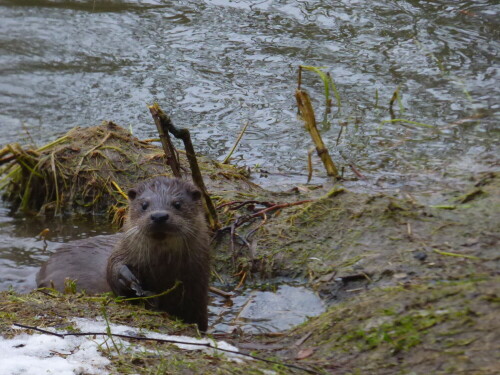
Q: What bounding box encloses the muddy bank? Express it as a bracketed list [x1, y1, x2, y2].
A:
[214, 171, 498, 292]
[210, 171, 499, 373]
[1, 124, 498, 374]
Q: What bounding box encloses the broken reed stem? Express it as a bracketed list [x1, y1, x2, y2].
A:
[149, 105, 182, 178]
[7, 144, 41, 177]
[295, 89, 339, 178]
[222, 121, 249, 164]
[298, 65, 303, 91]
[0, 146, 11, 159]
[0, 144, 19, 166]
[50, 152, 59, 215]
[148, 103, 219, 230]
[389, 86, 399, 111]
[0, 155, 16, 166]
[307, 147, 314, 183]
[389, 85, 403, 118]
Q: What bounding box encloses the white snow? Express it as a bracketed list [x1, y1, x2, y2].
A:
[1, 318, 242, 375]
[0, 330, 110, 375]
[72, 317, 241, 355]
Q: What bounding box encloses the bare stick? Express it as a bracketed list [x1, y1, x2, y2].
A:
[209, 286, 233, 299]
[307, 147, 314, 183]
[217, 200, 274, 210]
[349, 164, 366, 180]
[148, 103, 219, 230]
[389, 85, 401, 119]
[149, 105, 182, 177]
[216, 199, 313, 236]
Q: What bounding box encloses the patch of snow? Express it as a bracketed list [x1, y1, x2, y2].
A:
[72, 317, 242, 358]
[1, 318, 244, 375]
[0, 331, 110, 375]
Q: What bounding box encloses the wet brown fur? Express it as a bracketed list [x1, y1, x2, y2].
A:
[107, 177, 210, 331]
[36, 234, 118, 294]
[37, 177, 210, 331]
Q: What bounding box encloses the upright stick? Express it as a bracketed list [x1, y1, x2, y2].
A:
[148, 103, 219, 230]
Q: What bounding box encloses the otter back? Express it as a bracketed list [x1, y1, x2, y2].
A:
[36, 234, 121, 293]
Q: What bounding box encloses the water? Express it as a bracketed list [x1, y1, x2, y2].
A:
[210, 284, 325, 333]
[0, 207, 114, 292]
[0, 1, 499, 295]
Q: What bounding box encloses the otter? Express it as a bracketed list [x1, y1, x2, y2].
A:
[36, 234, 118, 294]
[107, 177, 210, 331]
[36, 177, 210, 331]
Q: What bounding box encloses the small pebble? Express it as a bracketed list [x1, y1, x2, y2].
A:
[393, 273, 408, 279]
[413, 251, 427, 261]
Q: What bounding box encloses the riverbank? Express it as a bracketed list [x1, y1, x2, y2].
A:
[1, 123, 498, 374]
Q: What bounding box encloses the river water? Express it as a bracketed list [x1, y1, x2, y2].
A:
[0, 1, 498, 304]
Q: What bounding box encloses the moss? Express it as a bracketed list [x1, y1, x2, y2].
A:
[281, 276, 499, 373]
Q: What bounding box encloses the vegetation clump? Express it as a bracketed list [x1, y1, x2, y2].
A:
[0, 121, 253, 219]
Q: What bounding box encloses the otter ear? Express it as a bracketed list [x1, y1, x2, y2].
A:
[128, 189, 138, 201]
[190, 189, 202, 201]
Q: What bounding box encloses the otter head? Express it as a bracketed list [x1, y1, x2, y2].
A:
[125, 177, 204, 241]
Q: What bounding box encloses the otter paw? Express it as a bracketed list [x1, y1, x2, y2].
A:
[117, 264, 146, 297]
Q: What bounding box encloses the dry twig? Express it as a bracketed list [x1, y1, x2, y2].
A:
[148, 103, 219, 230]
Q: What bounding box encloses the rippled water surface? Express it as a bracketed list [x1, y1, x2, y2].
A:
[0, 0, 499, 291]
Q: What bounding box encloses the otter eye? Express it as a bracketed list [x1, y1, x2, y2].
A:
[141, 201, 149, 211]
[173, 201, 182, 210]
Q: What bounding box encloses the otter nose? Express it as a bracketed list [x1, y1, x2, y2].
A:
[150, 212, 169, 223]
